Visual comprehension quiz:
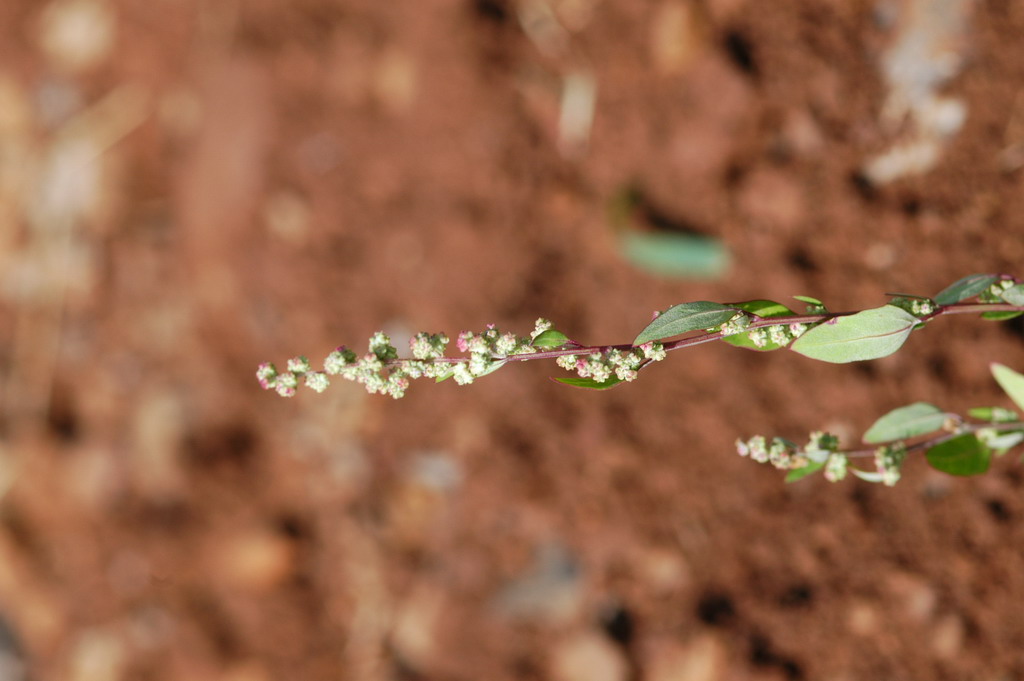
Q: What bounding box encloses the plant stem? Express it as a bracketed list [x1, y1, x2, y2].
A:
[841, 421, 1024, 459]
[383, 301, 1024, 368]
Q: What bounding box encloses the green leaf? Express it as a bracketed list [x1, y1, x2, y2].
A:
[925, 434, 991, 476]
[532, 329, 569, 349]
[789, 306, 919, 364]
[1000, 283, 1024, 305]
[981, 310, 1024, 321]
[987, 431, 1024, 453]
[851, 469, 887, 483]
[435, 370, 455, 383]
[553, 376, 624, 390]
[633, 301, 738, 345]
[793, 295, 827, 313]
[785, 460, 824, 483]
[863, 402, 946, 444]
[618, 231, 730, 280]
[728, 300, 794, 318]
[723, 300, 794, 352]
[992, 363, 1024, 412]
[968, 406, 1019, 423]
[934, 274, 998, 305]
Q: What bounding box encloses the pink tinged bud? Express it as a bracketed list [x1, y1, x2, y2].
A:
[256, 362, 278, 390]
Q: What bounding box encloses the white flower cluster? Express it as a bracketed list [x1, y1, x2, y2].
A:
[980, 278, 1015, 303]
[990, 279, 1014, 297]
[258, 358, 330, 398]
[873, 443, 906, 487]
[554, 341, 665, 383]
[719, 313, 750, 336]
[259, 323, 550, 399]
[735, 435, 808, 470]
[909, 299, 934, 316]
[823, 453, 848, 482]
[736, 430, 844, 478]
[746, 322, 808, 349]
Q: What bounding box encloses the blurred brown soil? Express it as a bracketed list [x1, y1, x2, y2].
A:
[1, 1, 1024, 680]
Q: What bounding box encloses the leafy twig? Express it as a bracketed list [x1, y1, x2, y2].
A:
[258, 273, 1024, 486]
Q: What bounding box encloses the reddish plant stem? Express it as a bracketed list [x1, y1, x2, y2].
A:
[385, 301, 1024, 367]
[841, 420, 1024, 459]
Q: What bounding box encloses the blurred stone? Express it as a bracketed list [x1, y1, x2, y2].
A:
[494, 541, 583, 623]
[865, 0, 972, 183]
[131, 391, 185, 502]
[68, 628, 125, 681]
[863, 242, 897, 271]
[35, 79, 83, 129]
[635, 546, 691, 593]
[651, 1, 705, 75]
[385, 481, 446, 549]
[646, 634, 727, 681]
[552, 0, 597, 31]
[38, 0, 117, 74]
[0, 75, 32, 136]
[213, 529, 296, 592]
[847, 601, 879, 636]
[408, 451, 462, 492]
[550, 631, 628, 681]
[780, 108, 824, 157]
[931, 614, 964, 659]
[391, 586, 443, 672]
[64, 445, 119, 511]
[220, 662, 271, 681]
[373, 48, 417, 115]
[0, 616, 27, 681]
[263, 190, 310, 245]
[885, 572, 936, 622]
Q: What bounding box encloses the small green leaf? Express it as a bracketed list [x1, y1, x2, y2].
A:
[785, 460, 824, 483]
[789, 306, 919, 364]
[934, 274, 998, 305]
[633, 301, 738, 344]
[925, 434, 991, 476]
[435, 370, 455, 383]
[728, 300, 794, 318]
[863, 402, 946, 443]
[477, 361, 506, 378]
[1000, 283, 1024, 305]
[553, 376, 624, 390]
[724, 300, 794, 352]
[793, 295, 824, 306]
[532, 329, 569, 349]
[851, 469, 887, 483]
[981, 310, 1024, 321]
[618, 231, 730, 280]
[992, 363, 1024, 412]
[968, 406, 1019, 423]
[987, 431, 1024, 453]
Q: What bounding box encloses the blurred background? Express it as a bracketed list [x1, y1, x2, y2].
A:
[1, 0, 1024, 679]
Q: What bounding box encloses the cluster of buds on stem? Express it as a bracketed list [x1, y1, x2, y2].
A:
[555, 341, 665, 383]
[980, 277, 1016, 303]
[736, 431, 845, 478]
[874, 443, 907, 486]
[258, 319, 579, 399]
[746, 322, 808, 349]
